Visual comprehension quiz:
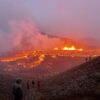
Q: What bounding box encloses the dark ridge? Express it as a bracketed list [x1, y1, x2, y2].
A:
[41, 56, 100, 100]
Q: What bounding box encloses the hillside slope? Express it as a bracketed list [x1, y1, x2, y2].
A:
[0, 56, 100, 100]
[40, 56, 100, 100]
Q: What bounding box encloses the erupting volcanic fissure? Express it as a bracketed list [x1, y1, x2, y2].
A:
[0, 9, 85, 64]
[54, 46, 83, 51]
[63, 46, 83, 51]
[0, 45, 84, 63]
[0, 18, 85, 63]
[0, 46, 83, 63]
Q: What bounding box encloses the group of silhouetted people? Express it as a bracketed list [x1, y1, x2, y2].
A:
[26, 80, 35, 90]
[26, 80, 41, 90]
[12, 78, 41, 100]
[85, 56, 92, 62]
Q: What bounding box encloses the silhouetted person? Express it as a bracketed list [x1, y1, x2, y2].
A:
[85, 57, 88, 62]
[26, 80, 30, 90]
[89, 56, 92, 61]
[37, 80, 41, 90]
[12, 78, 23, 100]
[32, 80, 35, 88]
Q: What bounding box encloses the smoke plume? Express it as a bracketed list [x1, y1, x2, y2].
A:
[0, 17, 63, 54]
[0, 0, 63, 55]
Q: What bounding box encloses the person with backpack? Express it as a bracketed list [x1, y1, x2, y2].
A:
[12, 78, 23, 100]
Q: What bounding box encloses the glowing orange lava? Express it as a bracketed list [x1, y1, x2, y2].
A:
[63, 46, 76, 51]
[54, 46, 83, 51]
[63, 46, 83, 51]
[0, 46, 83, 63]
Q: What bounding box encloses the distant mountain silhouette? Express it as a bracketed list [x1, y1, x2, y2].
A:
[41, 32, 99, 49]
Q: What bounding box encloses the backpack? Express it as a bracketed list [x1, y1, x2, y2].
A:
[12, 84, 23, 98]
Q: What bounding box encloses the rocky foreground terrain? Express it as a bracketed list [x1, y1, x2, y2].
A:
[40, 56, 100, 100]
[0, 56, 100, 100]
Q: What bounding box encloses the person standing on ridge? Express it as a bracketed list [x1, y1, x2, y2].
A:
[32, 80, 35, 88]
[37, 80, 41, 90]
[12, 78, 23, 100]
[26, 80, 30, 90]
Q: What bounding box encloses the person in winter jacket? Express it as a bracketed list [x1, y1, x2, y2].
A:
[12, 78, 23, 100]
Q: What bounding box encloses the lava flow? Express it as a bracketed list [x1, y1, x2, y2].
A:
[0, 46, 82, 63]
[54, 45, 83, 51]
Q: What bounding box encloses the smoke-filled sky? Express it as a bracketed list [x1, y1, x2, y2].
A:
[17, 0, 100, 39]
[0, 0, 100, 54]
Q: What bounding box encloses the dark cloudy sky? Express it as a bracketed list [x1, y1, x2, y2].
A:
[0, 0, 100, 47]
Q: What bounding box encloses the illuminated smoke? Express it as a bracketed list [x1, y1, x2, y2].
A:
[0, 0, 63, 55]
[0, 0, 85, 55]
[0, 18, 63, 54]
[0, 4, 63, 54]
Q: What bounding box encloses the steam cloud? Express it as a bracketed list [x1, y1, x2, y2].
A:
[0, 1, 62, 55]
[0, 17, 62, 54]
